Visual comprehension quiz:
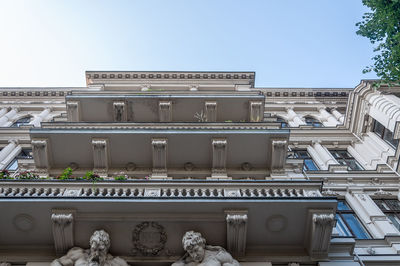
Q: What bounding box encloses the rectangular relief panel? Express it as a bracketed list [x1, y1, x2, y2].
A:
[66, 101, 80, 122]
[92, 138, 109, 170]
[32, 138, 51, 169]
[152, 138, 168, 173]
[113, 101, 127, 122]
[212, 138, 227, 172]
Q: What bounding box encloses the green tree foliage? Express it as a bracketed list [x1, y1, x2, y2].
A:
[356, 0, 400, 84]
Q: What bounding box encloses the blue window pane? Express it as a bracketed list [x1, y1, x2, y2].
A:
[5, 158, 18, 171]
[342, 213, 370, 239]
[334, 214, 352, 237]
[388, 214, 400, 231]
[337, 201, 351, 210]
[304, 159, 318, 171]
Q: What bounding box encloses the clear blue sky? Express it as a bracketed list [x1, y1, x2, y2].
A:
[0, 0, 377, 88]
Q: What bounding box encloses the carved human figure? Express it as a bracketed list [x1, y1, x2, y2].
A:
[172, 231, 240, 266]
[51, 230, 129, 266]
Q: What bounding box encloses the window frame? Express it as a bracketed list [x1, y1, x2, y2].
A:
[372, 119, 399, 149]
[374, 199, 400, 231]
[304, 116, 323, 127]
[335, 200, 371, 239]
[329, 150, 363, 171]
[290, 149, 319, 171]
[10, 116, 32, 128]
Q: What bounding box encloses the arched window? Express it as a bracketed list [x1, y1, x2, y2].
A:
[304, 116, 323, 127]
[10, 116, 31, 128]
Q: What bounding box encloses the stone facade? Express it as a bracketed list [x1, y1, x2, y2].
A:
[0, 72, 399, 265]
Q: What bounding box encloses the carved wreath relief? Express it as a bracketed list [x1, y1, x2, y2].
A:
[132, 221, 167, 256]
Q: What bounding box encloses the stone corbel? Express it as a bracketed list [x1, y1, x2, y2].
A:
[113, 101, 126, 122]
[305, 210, 335, 260]
[249, 101, 263, 122]
[225, 210, 248, 257]
[212, 138, 227, 177]
[32, 138, 51, 169]
[159, 101, 172, 122]
[51, 210, 75, 255]
[205, 101, 217, 122]
[269, 139, 288, 174]
[66, 101, 80, 122]
[92, 138, 109, 172]
[152, 138, 168, 177]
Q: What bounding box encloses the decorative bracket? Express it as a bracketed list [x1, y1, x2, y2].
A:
[92, 138, 109, 172]
[306, 210, 335, 260]
[270, 139, 288, 174]
[152, 138, 168, 177]
[212, 138, 227, 177]
[113, 101, 126, 122]
[249, 101, 263, 122]
[32, 138, 50, 169]
[225, 210, 248, 257]
[51, 210, 75, 255]
[159, 101, 172, 122]
[205, 101, 217, 122]
[66, 101, 80, 122]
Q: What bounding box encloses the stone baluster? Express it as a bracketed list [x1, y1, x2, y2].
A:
[0, 108, 19, 127]
[331, 108, 344, 124]
[29, 108, 52, 127]
[318, 107, 340, 127]
[286, 108, 306, 127]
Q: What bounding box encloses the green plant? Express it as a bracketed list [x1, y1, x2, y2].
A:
[83, 171, 103, 181]
[0, 170, 11, 179]
[114, 175, 127, 181]
[17, 171, 39, 180]
[57, 167, 73, 180]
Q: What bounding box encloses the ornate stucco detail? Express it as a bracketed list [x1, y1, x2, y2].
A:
[307, 212, 335, 260]
[226, 211, 248, 257]
[32, 138, 50, 169]
[66, 101, 80, 122]
[113, 101, 126, 122]
[159, 101, 172, 122]
[270, 139, 287, 174]
[91, 138, 109, 171]
[152, 138, 168, 176]
[212, 138, 227, 177]
[132, 221, 167, 256]
[172, 231, 240, 266]
[249, 101, 263, 122]
[51, 230, 128, 266]
[51, 211, 74, 254]
[205, 101, 217, 122]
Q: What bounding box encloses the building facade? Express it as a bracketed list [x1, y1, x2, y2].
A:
[0, 71, 399, 266]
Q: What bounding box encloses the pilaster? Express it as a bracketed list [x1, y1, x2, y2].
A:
[32, 138, 51, 170]
[249, 101, 263, 122]
[306, 210, 335, 260]
[113, 101, 126, 122]
[270, 139, 288, 174]
[91, 138, 109, 173]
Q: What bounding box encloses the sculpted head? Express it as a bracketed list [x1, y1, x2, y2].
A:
[88, 230, 111, 266]
[182, 231, 206, 262]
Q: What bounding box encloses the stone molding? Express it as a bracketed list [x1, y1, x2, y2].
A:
[306, 211, 335, 260]
[0, 181, 323, 199]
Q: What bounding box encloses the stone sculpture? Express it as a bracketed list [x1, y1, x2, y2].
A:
[51, 230, 129, 266]
[172, 231, 240, 266]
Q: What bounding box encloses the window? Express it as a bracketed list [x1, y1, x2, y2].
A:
[304, 116, 323, 127]
[276, 117, 288, 128]
[290, 150, 319, 171]
[372, 119, 399, 148]
[5, 149, 33, 171]
[329, 150, 363, 171]
[334, 200, 371, 239]
[10, 116, 31, 128]
[374, 199, 400, 231]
